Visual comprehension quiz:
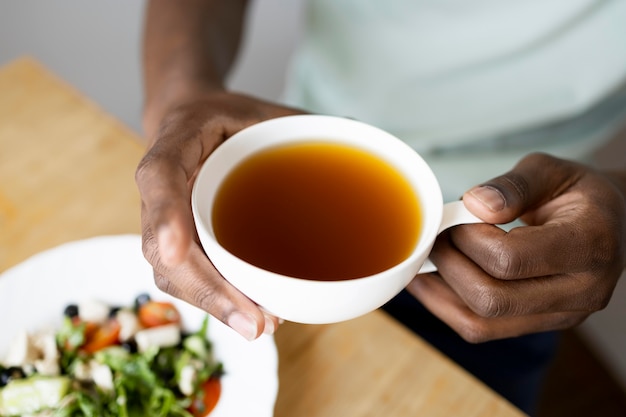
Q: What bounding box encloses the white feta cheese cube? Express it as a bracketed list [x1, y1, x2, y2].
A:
[3, 330, 38, 367]
[115, 308, 141, 342]
[134, 323, 181, 353]
[78, 299, 110, 324]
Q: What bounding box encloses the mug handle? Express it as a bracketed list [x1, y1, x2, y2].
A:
[418, 200, 484, 273]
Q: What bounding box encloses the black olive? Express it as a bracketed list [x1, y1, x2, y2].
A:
[0, 366, 26, 387]
[63, 304, 79, 318]
[134, 293, 151, 310]
[108, 306, 122, 318]
[121, 339, 138, 354]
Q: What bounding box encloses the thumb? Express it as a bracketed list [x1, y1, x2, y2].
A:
[462, 153, 580, 224]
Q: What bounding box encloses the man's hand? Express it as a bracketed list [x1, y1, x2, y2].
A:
[407, 153, 626, 342]
[136, 91, 302, 340]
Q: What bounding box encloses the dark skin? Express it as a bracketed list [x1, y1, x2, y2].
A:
[136, 0, 626, 341]
[411, 155, 626, 342]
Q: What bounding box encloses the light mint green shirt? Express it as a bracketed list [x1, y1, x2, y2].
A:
[283, 0, 626, 200]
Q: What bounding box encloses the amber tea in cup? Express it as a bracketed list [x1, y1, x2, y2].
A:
[211, 141, 422, 281]
[192, 115, 482, 324]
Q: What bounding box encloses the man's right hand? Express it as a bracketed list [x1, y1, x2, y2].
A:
[136, 91, 303, 340]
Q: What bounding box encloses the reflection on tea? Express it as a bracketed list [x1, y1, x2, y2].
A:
[212, 142, 421, 281]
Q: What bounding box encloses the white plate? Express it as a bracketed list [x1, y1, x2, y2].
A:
[0, 235, 278, 417]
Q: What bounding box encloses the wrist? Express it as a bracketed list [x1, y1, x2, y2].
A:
[142, 78, 224, 143]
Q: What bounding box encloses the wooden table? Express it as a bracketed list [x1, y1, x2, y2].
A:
[0, 58, 526, 417]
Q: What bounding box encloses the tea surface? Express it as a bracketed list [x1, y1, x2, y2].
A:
[212, 142, 421, 280]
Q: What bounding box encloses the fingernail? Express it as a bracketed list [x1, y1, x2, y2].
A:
[469, 186, 505, 212]
[263, 314, 276, 335]
[228, 312, 258, 341]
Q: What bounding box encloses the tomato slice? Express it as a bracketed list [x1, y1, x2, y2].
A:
[81, 321, 99, 341]
[81, 319, 121, 354]
[189, 378, 221, 416]
[63, 318, 99, 351]
[138, 301, 181, 328]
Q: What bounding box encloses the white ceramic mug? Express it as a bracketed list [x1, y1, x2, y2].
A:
[192, 115, 482, 324]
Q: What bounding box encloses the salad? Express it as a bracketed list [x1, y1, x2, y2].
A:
[0, 294, 223, 417]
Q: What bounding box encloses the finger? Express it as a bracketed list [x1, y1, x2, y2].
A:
[136, 102, 300, 266]
[143, 210, 280, 340]
[456, 154, 612, 279]
[138, 192, 194, 267]
[137, 103, 236, 265]
[151, 261, 265, 341]
[448, 221, 610, 280]
[142, 224, 275, 340]
[406, 272, 589, 343]
[462, 153, 583, 225]
[154, 273, 280, 338]
[136, 129, 207, 265]
[259, 307, 283, 336]
[427, 233, 611, 316]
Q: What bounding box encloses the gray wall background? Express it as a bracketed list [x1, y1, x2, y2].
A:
[2, 0, 625, 391]
[0, 0, 305, 133]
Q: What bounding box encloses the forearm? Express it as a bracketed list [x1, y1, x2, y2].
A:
[142, 0, 249, 138]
